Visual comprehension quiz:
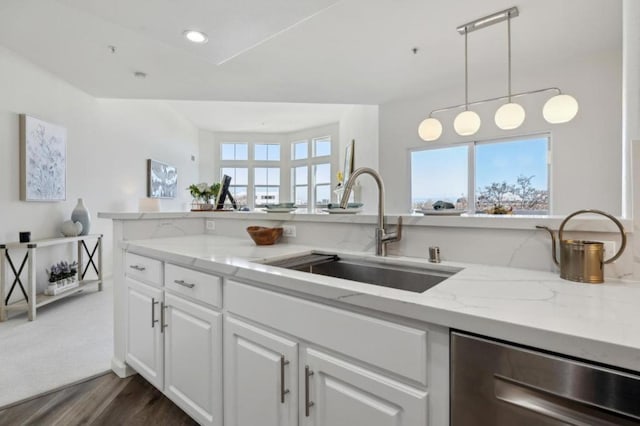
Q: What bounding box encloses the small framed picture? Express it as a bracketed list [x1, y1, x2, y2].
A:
[343, 139, 355, 183]
[20, 114, 67, 202]
[147, 159, 178, 199]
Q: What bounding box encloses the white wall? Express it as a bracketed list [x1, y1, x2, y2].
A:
[339, 105, 379, 213]
[198, 129, 216, 184]
[379, 49, 623, 216]
[0, 46, 199, 299]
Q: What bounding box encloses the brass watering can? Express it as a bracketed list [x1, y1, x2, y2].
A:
[536, 209, 626, 283]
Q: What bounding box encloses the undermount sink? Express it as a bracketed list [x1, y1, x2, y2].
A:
[263, 253, 458, 293]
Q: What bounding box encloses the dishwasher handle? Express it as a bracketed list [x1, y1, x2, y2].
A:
[494, 374, 639, 426]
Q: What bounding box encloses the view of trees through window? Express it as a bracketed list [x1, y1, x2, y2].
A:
[411, 136, 549, 214]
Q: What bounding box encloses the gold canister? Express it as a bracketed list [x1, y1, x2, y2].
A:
[559, 239, 604, 283]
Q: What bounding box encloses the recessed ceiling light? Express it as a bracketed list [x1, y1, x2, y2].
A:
[183, 30, 208, 44]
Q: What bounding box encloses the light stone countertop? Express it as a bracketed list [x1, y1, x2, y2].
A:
[121, 234, 640, 372]
[99, 210, 632, 232]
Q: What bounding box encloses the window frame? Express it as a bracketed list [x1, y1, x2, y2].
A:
[218, 141, 283, 209]
[408, 132, 551, 214]
[253, 166, 281, 207]
[290, 135, 335, 211]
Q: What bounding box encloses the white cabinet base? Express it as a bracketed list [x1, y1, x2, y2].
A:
[224, 316, 298, 426]
[302, 348, 428, 426]
[125, 278, 163, 389]
[164, 293, 222, 426]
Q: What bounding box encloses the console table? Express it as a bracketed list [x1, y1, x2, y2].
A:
[0, 234, 103, 321]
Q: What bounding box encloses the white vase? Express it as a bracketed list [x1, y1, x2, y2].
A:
[71, 198, 91, 236]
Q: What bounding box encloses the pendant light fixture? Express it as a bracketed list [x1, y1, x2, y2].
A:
[543, 94, 579, 123]
[418, 6, 579, 142]
[494, 10, 525, 130]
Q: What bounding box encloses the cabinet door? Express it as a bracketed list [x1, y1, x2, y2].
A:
[301, 348, 428, 426]
[224, 315, 299, 426]
[164, 293, 222, 426]
[125, 277, 163, 389]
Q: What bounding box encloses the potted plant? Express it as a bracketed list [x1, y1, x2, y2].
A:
[188, 182, 221, 210]
[45, 261, 79, 295]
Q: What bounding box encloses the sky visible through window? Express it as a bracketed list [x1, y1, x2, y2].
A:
[476, 138, 548, 191]
[411, 137, 549, 211]
[411, 145, 467, 204]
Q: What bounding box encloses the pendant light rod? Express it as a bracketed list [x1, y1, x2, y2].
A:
[457, 6, 519, 35]
[507, 11, 512, 102]
[429, 87, 562, 117]
[464, 29, 469, 110]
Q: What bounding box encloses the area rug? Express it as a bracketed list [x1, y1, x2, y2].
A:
[0, 281, 113, 408]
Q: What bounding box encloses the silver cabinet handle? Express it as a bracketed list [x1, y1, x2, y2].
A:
[129, 264, 146, 271]
[173, 279, 195, 289]
[160, 302, 168, 332]
[305, 366, 314, 417]
[151, 298, 159, 328]
[280, 356, 290, 403]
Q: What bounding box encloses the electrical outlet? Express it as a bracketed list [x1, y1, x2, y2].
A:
[283, 225, 296, 237]
[602, 240, 616, 258]
[206, 220, 215, 231]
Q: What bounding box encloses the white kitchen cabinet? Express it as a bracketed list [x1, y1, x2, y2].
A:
[122, 257, 442, 426]
[124, 254, 223, 426]
[225, 281, 431, 426]
[301, 348, 428, 426]
[164, 293, 222, 426]
[125, 277, 163, 389]
[224, 316, 298, 426]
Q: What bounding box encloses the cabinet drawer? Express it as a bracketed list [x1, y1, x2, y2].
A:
[226, 280, 428, 384]
[125, 252, 162, 286]
[165, 264, 222, 308]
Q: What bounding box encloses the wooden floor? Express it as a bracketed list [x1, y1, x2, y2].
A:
[0, 373, 198, 426]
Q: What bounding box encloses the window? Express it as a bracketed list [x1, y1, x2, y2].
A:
[293, 166, 309, 207]
[254, 144, 280, 161]
[254, 167, 280, 206]
[313, 137, 331, 157]
[221, 167, 248, 206]
[221, 143, 248, 161]
[218, 142, 284, 208]
[411, 135, 549, 214]
[293, 141, 308, 160]
[215, 133, 335, 210]
[411, 145, 468, 210]
[291, 136, 333, 210]
[314, 163, 332, 206]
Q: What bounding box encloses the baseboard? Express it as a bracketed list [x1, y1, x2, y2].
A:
[111, 357, 136, 378]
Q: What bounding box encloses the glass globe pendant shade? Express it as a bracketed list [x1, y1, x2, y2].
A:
[494, 102, 525, 130]
[543, 94, 579, 124]
[418, 117, 443, 141]
[453, 110, 481, 136]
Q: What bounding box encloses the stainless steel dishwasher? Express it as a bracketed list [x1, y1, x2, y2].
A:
[451, 331, 640, 425]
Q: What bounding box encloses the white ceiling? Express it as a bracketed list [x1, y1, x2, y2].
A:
[0, 0, 621, 105]
[166, 101, 355, 133]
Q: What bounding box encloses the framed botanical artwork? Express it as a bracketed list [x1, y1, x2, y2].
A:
[147, 159, 178, 199]
[19, 114, 67, 202]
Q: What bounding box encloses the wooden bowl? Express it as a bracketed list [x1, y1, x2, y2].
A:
[246, 226, 283, 245]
